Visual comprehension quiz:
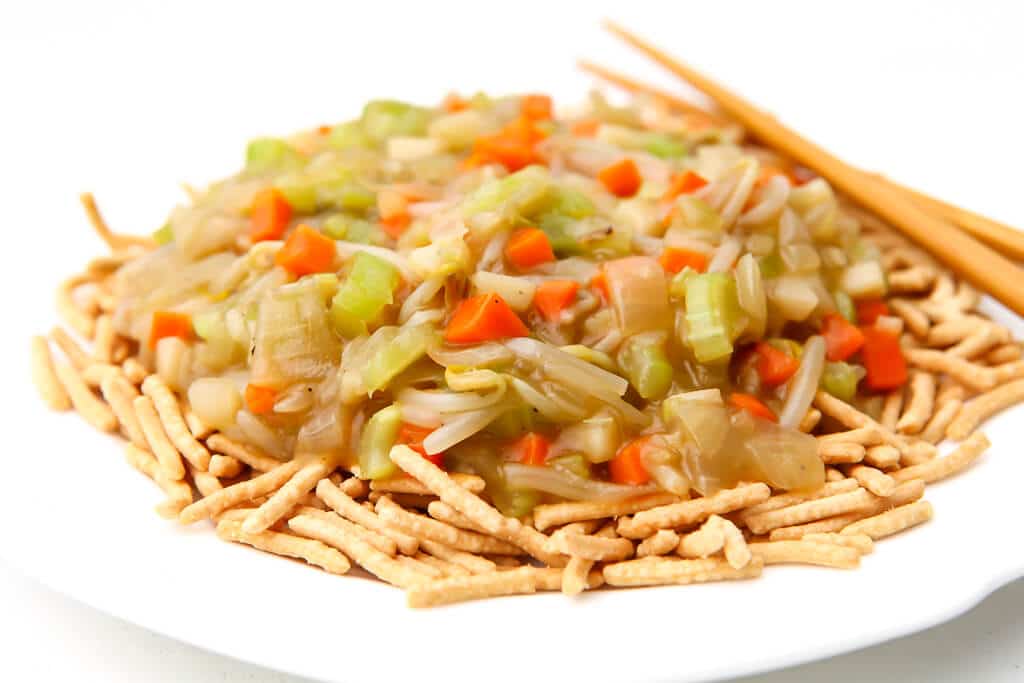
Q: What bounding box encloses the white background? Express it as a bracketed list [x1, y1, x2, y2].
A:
[1, 1, 1022, 681]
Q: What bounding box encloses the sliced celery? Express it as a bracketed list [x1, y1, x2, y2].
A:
[500, 488, 541, 518]
[152, 223, 174, 245]
[643, 133, 688, 159]
[541, 186, 595, 219]
[328, 121, 371, 150]
[684, 272, 742, 363]
[460, 165, 552, 222]
[245, 137, 303, 173]
[362, 324, 439, 395]
[833, 290, 857, 324]
[821, 361, 860, 403]
[323, 215, 377, 243]
[358, 405, 402, 480]
[669, 266, 699, 300]
[274, 173, 318, 213]
[548, 453, 592, 479]
[275, 171, 375, 215]
[537, 214, 582, 257]
[619, 336, 673, 400]
[360, 100, 431, 143]
[330, 252, 400, 338]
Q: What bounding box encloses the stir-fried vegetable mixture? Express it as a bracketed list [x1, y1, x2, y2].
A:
[113, 91, 908, 516]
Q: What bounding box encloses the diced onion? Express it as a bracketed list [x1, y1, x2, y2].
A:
[601, 256, 672, 336]
[471, 271, 537, 311]
[769, 277, 819, 321]
[187, 377, 242, 429]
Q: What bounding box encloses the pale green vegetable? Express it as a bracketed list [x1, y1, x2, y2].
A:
[362, 325, 439, 395]
[684, 272, 743, 363]
[245, 137, 303, 173]
[360, 100, 431, 143]
[330, 252, 400, 338]
[821, 361, 861, 402]
[618, 334, 673, 400]
[358, 405, 403, 479]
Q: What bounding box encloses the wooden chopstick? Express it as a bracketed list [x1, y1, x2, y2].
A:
[598, 21, 1024, 317]
[578, 59, 1024, 262]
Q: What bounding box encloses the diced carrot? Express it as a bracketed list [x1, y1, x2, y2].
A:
[590, 269, 610, 302]
[397, 423, 443, 466]
[445, 293, 529, 344]
[149, 311, 192, 350]
[658, 247, 709, 274]
[821, 312, 866, 362]
[520, 94, 553, 121]
[317, 125, 332, 135]
[855, 298, 890, 326]
[513, 432, 550, 466]
[609, 436, 652, 485]
[597, 158, 643, 198]
[442, 93, 469, 113]
[379, 210, 412, 239]
[274, 224, 337, 277]
[756, 342, 799, 386]
[533, 280, 580, 321]
[662, 170, 708, 203]
[505, 227, 555, 270]
[861, 326, 908, 391]
[250, 187, 292, 242]
[244, 383, 277, 415]
[729, 393, 778, 422]
[470, 117, 548, 172]
[571, 119, 600, 137]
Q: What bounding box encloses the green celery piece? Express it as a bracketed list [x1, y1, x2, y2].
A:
[460, 165, 552, 218]
[684, 272, 741, 363]
[328, 121, 371, 150]
[486, 404, 534, 439]
[643, 133, 688, 159]
[330, 252, 400, 338]
[669, 266, 699, 300]
[548, 453, 592, 479]
[323, 214, 378, 243]
[758, 253, 784, 279]
[620, 338, 673, 400]
[152, 223, 174, 245]
[335, 183, 376, 212]
[362, 324, 439, 395]
[821, 361, 860, 403]
[537, 214, 582, 257]
[245, 138, 303, 173]
[360, 100, 431, 143]
[500, 488, 540, 518]
[274, 173, 318, 214]
[543, 186, 595, 219]
[833, 290, 857, 324]
[358, 405, 403, 480]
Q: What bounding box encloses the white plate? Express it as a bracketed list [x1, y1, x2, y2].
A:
[3, 341, 1024, 683]
[3, 3, 1024, 681]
